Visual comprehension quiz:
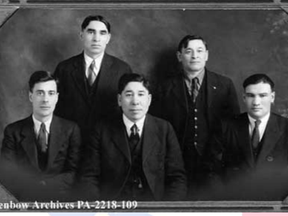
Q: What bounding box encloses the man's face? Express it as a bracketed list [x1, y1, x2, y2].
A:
[243, 82, 275, 120]
[80, 20, 111, 58]
[29, 80, 58, 121]
[118, 81, 151, 122]
[177, 39, 209, 73]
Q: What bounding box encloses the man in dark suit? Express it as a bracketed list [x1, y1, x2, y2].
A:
[80, 73, 187, 201]
[0, 71, 81, 201]
[215, 74, 288, 200]
[152, 35, 240, 199]
[54, 15, 132, 143]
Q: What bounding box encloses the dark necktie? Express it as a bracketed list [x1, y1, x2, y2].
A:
[192, 77, 199, 103]
[88, 60, 97, 86]
[251, 119, 261, 149]
[129, 124, 140, 150]
[38, 123, 47, 153]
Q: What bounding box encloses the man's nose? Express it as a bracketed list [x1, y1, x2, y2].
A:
[93, 33, 100, 41]
[131, 96, 140, 105]
[252, 97, 260, 105]
[42, 94, 49, 102]
[191, 51, 197, 59]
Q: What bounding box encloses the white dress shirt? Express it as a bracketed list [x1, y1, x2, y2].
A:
[123, 114, 146, 138]
[84, 52, 104, 79]
[248, 112, 270, 142]
[32, 115, 52, 144]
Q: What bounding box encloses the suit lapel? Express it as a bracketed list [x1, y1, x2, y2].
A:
[71, 53, 89, 103]
[47, 116, 64, 169]
[206, 70, 219, 126]
[237, 114, 255, 168]
[111, 117, 131, 164]
[91, 53, 113, 98]
[171, 75, 188, 112]
[20, 116, 39, 169]
[256, 114, 282, 165]
[142, 115, 161, 164]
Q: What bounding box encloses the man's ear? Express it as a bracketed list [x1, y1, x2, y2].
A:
[117, 94, 122, 107]
[29, 92, 33, 103]
[176, 51, 182, 62]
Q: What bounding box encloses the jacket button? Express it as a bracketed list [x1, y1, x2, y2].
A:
[266, 156, 273, 162]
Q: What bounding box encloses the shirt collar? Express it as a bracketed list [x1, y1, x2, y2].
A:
[122, 114, 146, 137]
[183, 68, 205, 86]
[84, 52, 104, 72]
[248, 112, 270, 128]
[32, 114, 53, 134]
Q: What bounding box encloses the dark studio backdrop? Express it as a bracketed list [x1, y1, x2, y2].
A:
[1, 3, 288, 150]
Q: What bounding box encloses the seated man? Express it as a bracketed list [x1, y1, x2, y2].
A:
[80, 73, 187, 201]
[214, 74, 288, 200]
[0, 71, 81, 201]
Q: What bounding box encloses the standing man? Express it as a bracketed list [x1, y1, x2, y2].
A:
[152, 35, 240, 199]
[216, 74, 288, 200]
[1, 71, 81, 201]
[54, 15, 132, 142]
[80, 73, 187, 201]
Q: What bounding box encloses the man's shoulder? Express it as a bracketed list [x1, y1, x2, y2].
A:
[206, 69, 233, 83]
[53, 115, 79, 128]
[56, 53, 83, 66]
[270, 112, 288, 125]
[104, 53, 131, 68]
[4, 116, 32, 133]
[146, 114, 173, 130]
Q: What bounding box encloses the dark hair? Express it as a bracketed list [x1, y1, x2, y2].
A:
[243, 74, 274, 91]
[29, 71, 58, 92]
[177, 35, 208, 52]
[118, 73, 150, 94]
[81, 15, 111, 33]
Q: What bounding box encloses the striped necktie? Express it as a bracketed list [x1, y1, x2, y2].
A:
[192, 77, 199, 103]
[88, 60, 97, 86]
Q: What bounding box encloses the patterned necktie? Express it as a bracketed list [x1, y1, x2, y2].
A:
[251, 119, 261, 149]
[88, 60, 97, 86]
[192, 77, 199, 103]
[38, 123, 47, 153]
[129, 124, 140, 150]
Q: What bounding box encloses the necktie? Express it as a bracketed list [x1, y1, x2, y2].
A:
[192, 77, 199, 103]
[88, 60, 97, 86]
[251, 119, 261, 149]
[129, 124, 140, 150]
[38, 123, 47, 153]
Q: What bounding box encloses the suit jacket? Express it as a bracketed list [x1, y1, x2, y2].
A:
[80, 114, 187, 201]
[152, 69, 240, 152]
[218, 112, 288, 200]
[54, 52, 132, 135]
[0, 115, 81, 201]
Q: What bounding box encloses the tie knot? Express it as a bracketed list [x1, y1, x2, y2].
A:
[40, 122, 46, 131]
[131, 124, 138, 136]
[255, 119, 261, 127]
[192, 77, 198, 84]
[90, 60, 97, 70]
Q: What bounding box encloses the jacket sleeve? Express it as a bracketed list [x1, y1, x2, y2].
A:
[226, 78, 240, 116]
[77, 124, 101, 200]
[164, 122, 187, 200]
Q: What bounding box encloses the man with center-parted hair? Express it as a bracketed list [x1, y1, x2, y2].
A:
[214, 74, 288, 200]
[79, 73, 187, 201]
[0, 71, 81, 201]
[54, 15, 132, 146]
